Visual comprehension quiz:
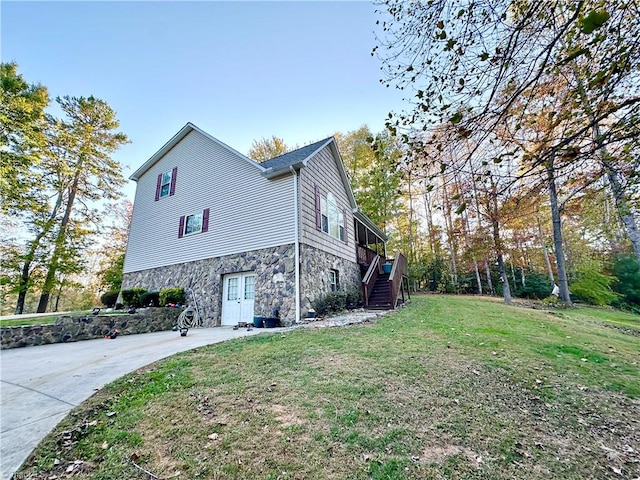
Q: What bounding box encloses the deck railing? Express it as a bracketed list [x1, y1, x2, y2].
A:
[356, 245, 381, 267]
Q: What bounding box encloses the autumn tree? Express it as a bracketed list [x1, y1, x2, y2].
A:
[96, 200, 133, 293]
[35, 96, 129, 312]
[248, 135, 290, 162]
[375, 0, 640, 301]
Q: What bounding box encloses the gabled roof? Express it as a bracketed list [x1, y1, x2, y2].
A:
[129, 122, 263, 181]
[261, 137, 333, 170]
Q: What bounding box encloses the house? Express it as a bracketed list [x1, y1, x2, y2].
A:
[121, 123, 408, 326]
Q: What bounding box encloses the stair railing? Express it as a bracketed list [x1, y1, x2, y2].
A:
[362, 254, 381, 307]
[388, 252, 408, 308]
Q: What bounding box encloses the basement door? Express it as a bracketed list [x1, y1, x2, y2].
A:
[221, 273, 256, 326]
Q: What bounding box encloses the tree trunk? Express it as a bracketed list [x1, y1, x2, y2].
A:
[424, 187, 437, 254]
[602, 154, 640, 264]
[538, 216, 555, 286]
[37, 166, 82, 312]
[442, 178, 458, 288]
[546, 158, 571, 303]
[485, 260, 494, 295]
[15, 261, 32, 315]
[488, 180, 511, 304]
[14, 191, 64, 314]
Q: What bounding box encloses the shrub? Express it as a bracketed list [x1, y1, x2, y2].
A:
[121, 288, 147, 308]
[611, 254, 640, 309]
[139, 291, 160, 307]
[516, 270, 553, 299]
[160, 287, 185, 306]
[326, 291, 347, 312]
[312, 295, 329, 316]
[312, 291, 349, 316]
[345, 287, 363, 309]
[570, 262, 619, 306]
[100, 291, 119, 308]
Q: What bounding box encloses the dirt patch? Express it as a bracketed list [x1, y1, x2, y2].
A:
[269, 403, 304, 428]
[420, 444, 481, 465]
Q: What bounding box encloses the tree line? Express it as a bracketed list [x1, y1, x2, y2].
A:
[357, 0, 639, 309]
[1, 63, 129, 314]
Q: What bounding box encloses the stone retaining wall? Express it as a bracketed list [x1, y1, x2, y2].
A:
[0, 308, 182, 350]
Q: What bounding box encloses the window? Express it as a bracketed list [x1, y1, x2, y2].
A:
[155, 167, 177, 200]
[185, 212, 202, 235]
[244, 276, 255, 300]
[329, 270, 339, 292]
[178, 208, 210, 238]
[227, 277, 239, 301]
[316, 187, 347, 243]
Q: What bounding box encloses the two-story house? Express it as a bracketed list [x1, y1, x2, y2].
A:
[122, 123, 408, 326]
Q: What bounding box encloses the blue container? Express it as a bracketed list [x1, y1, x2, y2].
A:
[264, 317, 279, 328]
[253, 316, 264, 328]
[382, 263, 392, 274]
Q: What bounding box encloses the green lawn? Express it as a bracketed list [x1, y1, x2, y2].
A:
[19, 295, 640, 479]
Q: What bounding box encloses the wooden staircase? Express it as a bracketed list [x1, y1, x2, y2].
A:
[361, 252, 409, 310]
[367, 273, 393, 309]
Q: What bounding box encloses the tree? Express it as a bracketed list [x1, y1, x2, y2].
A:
[375, 0, 640, 301]
[0, 62, 49, 211]
[248, 135, 289, 162]
[96, 200, 133, 293]
[35, 96, 129, 312]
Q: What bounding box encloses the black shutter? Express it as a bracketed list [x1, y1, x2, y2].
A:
[178, 215, 185, 238]
[314, 184, 321, 230]
[169, 167, 177, 196]
[202, 208, 210, 233]
[155, 174, 162, 201]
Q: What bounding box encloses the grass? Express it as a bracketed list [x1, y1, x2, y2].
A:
[18, 295, 640, 479]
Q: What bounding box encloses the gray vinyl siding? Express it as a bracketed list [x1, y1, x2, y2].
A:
[299, 145, 355, 262]
[124, 130, 295, 273]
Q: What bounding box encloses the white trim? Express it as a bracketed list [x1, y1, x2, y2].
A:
[290, 166, 301, 323]
[130, 123, 265, 181]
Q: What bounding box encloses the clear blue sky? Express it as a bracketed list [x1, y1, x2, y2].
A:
[2, 1, 406, 201]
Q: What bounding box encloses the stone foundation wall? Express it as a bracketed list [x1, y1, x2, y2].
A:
[0, 308, 181, 350]
[122, 245, 297, 326]
[299, 244, 362, 313]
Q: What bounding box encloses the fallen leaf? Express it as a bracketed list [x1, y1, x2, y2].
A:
[101, 441, 109, 449]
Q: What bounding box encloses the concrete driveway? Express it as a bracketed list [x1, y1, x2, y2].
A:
[0, 327, 264, 480]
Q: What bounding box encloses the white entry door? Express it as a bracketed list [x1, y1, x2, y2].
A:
[222, 273, 256, 326]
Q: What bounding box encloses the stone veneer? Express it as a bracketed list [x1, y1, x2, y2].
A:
[122, 243, 363, 326]
[1, 308, 181, 350]
[299, 244, 362, 313]
[122, 245, 297, 326]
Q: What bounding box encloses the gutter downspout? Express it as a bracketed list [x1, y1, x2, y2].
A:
[290, 166, 301, 323]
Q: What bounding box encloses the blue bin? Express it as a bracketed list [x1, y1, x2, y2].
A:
[382, 263, 392, 274]
[253, 316, 264, 328]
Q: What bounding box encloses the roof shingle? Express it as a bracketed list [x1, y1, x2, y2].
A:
[260, 137, 332, 170]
